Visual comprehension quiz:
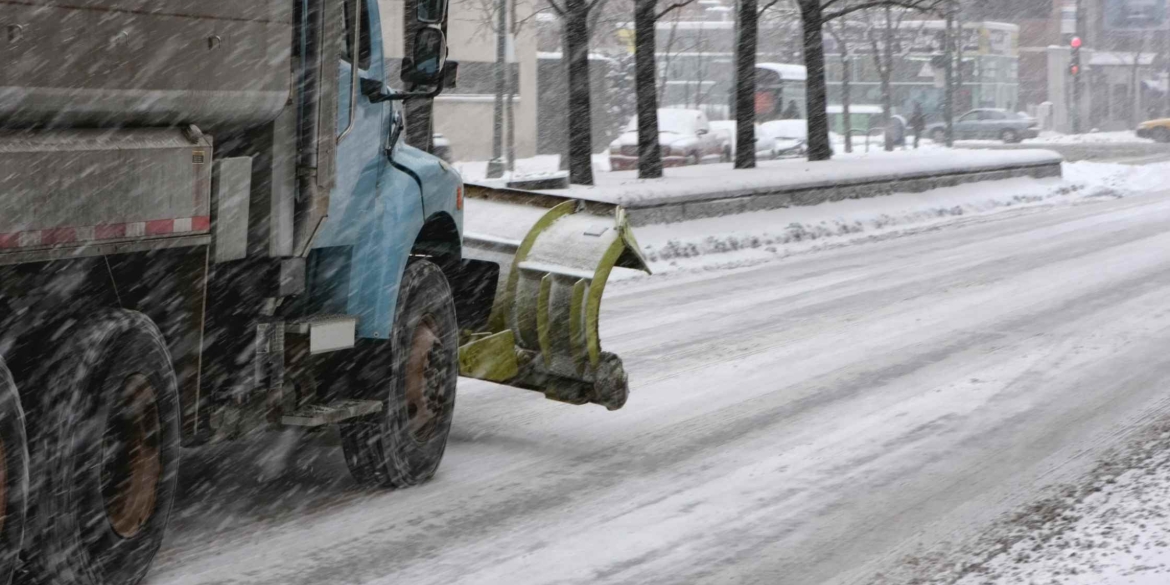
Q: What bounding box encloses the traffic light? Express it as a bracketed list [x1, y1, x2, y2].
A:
[1070, 36, 1081, 77]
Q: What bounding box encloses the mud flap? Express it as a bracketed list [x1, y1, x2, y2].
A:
[458, 184, 650, 410]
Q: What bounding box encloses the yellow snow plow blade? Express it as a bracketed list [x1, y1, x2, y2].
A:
[458, 183, 650, 410]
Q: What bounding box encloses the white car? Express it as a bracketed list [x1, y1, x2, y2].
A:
[757, 120, 808, 158]
[710, 120, 785, 161]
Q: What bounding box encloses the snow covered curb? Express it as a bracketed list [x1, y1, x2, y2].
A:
[546, 149, 1063, 226]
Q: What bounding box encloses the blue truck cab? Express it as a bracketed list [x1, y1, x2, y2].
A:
[315, 0, 464, 340]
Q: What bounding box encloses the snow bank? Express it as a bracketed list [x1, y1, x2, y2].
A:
[958, 130, 1149, 147]
[619, 160, 1165, 277]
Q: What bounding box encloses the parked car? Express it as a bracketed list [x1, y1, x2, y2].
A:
[927, 108, 1039, 143]
[709, 120, 797, 160]
[758, 120, 808, 158]
[1136, 118, 1170, 142]
[709, 120, 736, 161]
[609, 109, 726, 170]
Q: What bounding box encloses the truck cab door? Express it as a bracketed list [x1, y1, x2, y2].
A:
[315, 0, 393, 247]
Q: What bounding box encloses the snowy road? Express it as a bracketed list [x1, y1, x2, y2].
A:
[149, 188, 1170, 585]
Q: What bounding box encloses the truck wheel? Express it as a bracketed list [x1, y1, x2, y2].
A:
[341, 260, 459, 488]
[23, 310, 179, 585]
[0, 359, 27, 585]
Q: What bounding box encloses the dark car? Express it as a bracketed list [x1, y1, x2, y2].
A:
[927, 108, 1039, 143]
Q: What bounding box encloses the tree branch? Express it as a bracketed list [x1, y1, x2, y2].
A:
[657, 0, 697, 19]
[586, 0, 611, 14]
[758, 0, 787, 14]
[824, 0, 943, 22]
[547, 0, 565, 16]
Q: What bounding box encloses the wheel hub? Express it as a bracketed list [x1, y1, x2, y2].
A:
[404, 315, 447, 444]
[101, 374, 161, 539]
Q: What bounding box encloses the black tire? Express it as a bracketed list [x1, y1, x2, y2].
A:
[21, 310, 180, 585]
[930, 128, 946, 143]
[340, 260, 459, 488]
[687, 152, 701, 166]
[1000, 129, 1019, 143]
[0, 359, 27, 585]
[720, 147, 731, 163]
[1154, 127, 1170, 143]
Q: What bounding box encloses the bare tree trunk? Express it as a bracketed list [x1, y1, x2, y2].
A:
[943, 0, 954, 146]
[827, 22, 852, 153]
[635, 0, 664, 178]
[800, 3, 832, 161]
[558, 26, 570, 170]
[658, 16, 679, 100]
[565, 0, 595, 185]
[506, 0, 518, 171]
[842, 54, 853, 153]
[1131, 34, 1146, 126]
[487, 0, 507, 178]
[506, 67, 516, 171]
[954, 5, 963, 113]
[882, 6, 893, 151]
[734, 0, 758, 168]
[694, 26, 708, 108]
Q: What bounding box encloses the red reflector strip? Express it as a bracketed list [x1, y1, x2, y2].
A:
[0, 216, 210, 251]
[145, 219, 174, 236]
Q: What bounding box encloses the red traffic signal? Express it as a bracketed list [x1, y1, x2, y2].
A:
[1070, 36, 1082, 48]
[1070, 64, 1080, 75]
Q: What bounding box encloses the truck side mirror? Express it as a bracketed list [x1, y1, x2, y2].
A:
[417, 0, 448, 24]
[400, 27, 446, 86]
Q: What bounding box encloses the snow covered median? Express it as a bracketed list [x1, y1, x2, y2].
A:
[551, 148, 1062, 208]
[619, 160, 1170, 276]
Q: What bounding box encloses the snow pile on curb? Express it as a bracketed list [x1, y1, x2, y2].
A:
[883, 416, 1170, 585]
[954, 445, 1170, 585]
[625, 160, 1163, 276]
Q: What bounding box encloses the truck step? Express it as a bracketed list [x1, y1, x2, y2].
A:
[288, 315, 357, 354]
[281, 399, 382, 427]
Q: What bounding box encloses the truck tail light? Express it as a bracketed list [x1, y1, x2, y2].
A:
[456, 185, 463, 211]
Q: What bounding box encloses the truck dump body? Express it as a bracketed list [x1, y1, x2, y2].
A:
[0, 1, 292, 129]
[0, 128, 211, 258]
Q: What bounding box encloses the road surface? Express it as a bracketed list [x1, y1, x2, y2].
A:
[148, 187, 1170, 585]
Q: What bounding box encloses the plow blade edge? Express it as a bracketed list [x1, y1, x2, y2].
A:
[458, 183, 650, 410]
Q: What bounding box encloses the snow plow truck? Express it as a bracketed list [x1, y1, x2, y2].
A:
[0, 1, 648, 583]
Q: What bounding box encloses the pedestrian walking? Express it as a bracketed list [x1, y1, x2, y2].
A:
[910, 101, 926, 148]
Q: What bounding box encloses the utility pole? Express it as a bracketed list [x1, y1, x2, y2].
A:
[486, 0, 507, 178]
[1071, 0, 1082, 133]
[505, 0, 517, 172]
